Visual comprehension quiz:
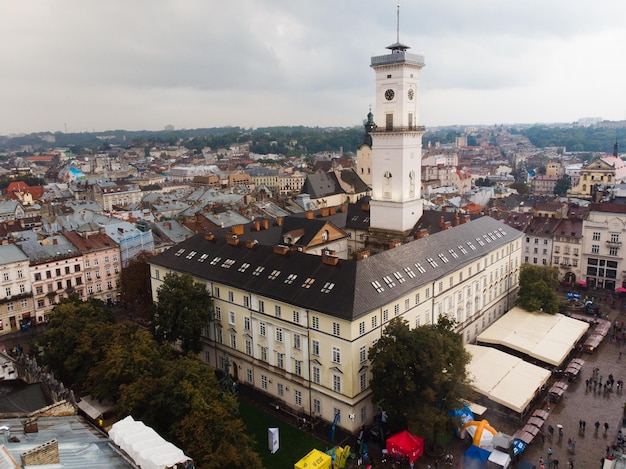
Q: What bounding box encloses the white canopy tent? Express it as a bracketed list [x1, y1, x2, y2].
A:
[466, 344, 551, 414]
[476, 307, 589, 367]
[109, 416, 193, 469]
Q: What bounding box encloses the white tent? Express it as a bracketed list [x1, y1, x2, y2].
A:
[466, 344, 551, 414]
[477, 307, 589, 366]
[487, 449, 511, 469]
[109, 416, 193, 469]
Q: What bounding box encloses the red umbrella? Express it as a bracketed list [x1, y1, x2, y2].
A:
[576, 280, 587, 286]
[616, 287, 626, 293]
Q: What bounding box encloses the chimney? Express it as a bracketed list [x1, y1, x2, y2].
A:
[232, 224, 244, 235]
[305, 211, 314, 219]
[21, 439, 60, 466]
[254, 220, 261, 231]
[454, 212, 459, 226]
[273, 245, 289, 255]
[24, 418, 38, 433]
[361, 202, 370, 211]
[329, 206, 336, 215]
[245, 240, 257, 249]
[339, 204, 347, 213]
[226, 233, 239, 246]
[439, 216, 445, 229]
[276, 217, 283, 226]
[462, 215, 471, 224]
[417, 228, 428, 239]
[164, 221, 172, 230]
[204, 232, 215, 241]
[444, 221, 452, 230]
[290, 245, 306, 253]
[320, 207, 330, 217]
[389, 240, 401, 249]
[53, 238, 58, 245]
[356, 250, 370, 260]
[322, 254, 339, 266]
[262, 219, 269, 230]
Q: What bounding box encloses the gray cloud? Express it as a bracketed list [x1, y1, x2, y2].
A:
[2, 0, 626, 134]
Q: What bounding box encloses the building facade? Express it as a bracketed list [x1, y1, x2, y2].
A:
[581, 203, 626, 290]
[65, 231, 122, 304]
[149, 216, 522, 433]
[0, 244, 34, 334]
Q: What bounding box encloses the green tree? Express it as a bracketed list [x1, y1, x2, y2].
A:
[86, 322, 168, 402]
[119, 252, 153, 317]
[369, 317, 472, 451]
[517, 264, 560, 313]
[554, 174, 572, 196]
[37, 296, 115, 389]
[509, 181, 530, 195]
[153, 273, 213, 354]
[118, 356, 263, 469]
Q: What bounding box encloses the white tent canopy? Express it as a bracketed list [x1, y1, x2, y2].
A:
[109, 415, 193, 469]
[466, 344, 551, 414]
[476, 307, 589, 366]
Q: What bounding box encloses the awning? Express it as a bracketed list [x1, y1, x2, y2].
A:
[616, 287, 626, 293]
[576, 280, 587, 286]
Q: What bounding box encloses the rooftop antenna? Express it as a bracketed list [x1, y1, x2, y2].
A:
[396, 3, 401, 44]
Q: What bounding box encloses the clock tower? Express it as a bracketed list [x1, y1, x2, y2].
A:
[368, 15, 425, 242]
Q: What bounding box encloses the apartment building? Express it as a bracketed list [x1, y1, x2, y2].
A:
[581, 203, 626, 290]
[18, 233, 85, 322]
[65, 230, 122, 304]
[522, 217, 559, 267]
[551, 218, 583, 285]
[92, 182, 144, 211]
[0, 244, 34, 334]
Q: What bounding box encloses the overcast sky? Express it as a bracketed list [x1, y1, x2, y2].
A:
[2, 1, 626, 135]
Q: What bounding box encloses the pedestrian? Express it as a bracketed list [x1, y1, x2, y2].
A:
[539, 456, 544, 466]
[547, 447, 552, 459]
[553, 459, 559, 468]
[578, 419, 582, 430]
[605, 422, 609, 434]
[595, 421, 601, 432]
[582, 420, 586, 431]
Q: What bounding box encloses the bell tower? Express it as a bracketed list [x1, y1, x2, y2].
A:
[368, 6, 425, 240]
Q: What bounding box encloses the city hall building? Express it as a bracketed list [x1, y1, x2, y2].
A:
[149, 33, 523, 432]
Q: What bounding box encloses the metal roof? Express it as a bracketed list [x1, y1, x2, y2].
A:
[1, 415, 134, 468]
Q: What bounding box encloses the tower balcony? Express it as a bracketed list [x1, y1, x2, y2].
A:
[371, 125, 426, 133]
[371, 51, 425, 67]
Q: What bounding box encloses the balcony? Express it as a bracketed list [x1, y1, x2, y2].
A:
[606, 241, 622, 247]
[560, 263, 571, 269]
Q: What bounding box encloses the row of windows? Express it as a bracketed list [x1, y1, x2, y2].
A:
[3, 298, 30, 312]
[1, 270, 25, 281]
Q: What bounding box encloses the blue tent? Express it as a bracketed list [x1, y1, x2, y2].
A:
[463, 445, 490, 469]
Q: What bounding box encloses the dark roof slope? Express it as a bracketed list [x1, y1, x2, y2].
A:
[151, 216, 522, 320]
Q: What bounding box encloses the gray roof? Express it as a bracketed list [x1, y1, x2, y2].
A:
[150, 216, 522, 320]
[0, 244, 29, 265]
[0, 415, 133, 468]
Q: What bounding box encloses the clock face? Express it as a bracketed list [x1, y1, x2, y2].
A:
[384, 89, 395, 101]
[408, 89, 414, 100]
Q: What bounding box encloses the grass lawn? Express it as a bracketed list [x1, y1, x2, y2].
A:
[239, 400, 332, 469]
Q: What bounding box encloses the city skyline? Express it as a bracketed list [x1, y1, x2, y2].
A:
[3, 0, 626, 135]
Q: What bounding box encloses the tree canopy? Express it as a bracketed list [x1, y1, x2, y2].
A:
[36, 297, 263, 469]
[38, 296, 116, 390]
[554, 174, 572, 196]
[153, 273, 214, 354]
[119, 251, 153, 318]
[368, 316, 473, 446]
[517, 264, 560, 314]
